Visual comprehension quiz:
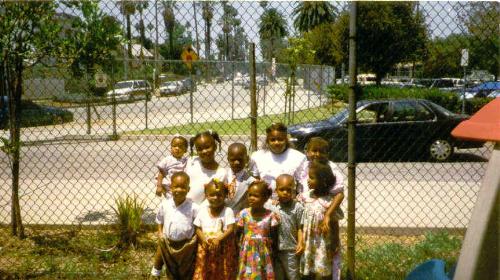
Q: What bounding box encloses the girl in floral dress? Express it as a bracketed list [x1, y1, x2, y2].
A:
[236, 181, 279, 280]
[193, 179, 237, 280]
[297, 160, 342, 280]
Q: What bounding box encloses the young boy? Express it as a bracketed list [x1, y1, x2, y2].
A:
[274, 174, 304, 280]
[156, 136, 189, 197]
[225, 143, 254, 213]
[151, 171, 198, 280]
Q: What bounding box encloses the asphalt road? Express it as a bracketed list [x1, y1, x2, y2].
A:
[0, 138, 491, 229]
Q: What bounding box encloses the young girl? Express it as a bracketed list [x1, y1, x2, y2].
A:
[236, 181, 279, 280]
[193, 179, 237, 280]
[298, 160, 342, 280]
[155, 135, 189, 197]
[185, 130, 227, 204]
[249, 123, 306, 200]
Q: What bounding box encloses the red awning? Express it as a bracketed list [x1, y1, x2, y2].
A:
[452, 98, 500, 142]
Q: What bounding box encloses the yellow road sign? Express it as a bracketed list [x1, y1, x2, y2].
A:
[181, 45, 198, 70]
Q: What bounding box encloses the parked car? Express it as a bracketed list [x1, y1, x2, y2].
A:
[106, 80, 152, 101]
[430, 78, 464, 92]
[0, 96, 74, 129]
[288, 99, 484, 162]
[158, 81, 184, 96]
[487, 90, 500, 98]
[462, 81, 500, 99]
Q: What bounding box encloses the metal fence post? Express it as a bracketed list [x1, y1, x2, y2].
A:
[144, 63, 148, 130]
[249, 43, 257, 152]
[190, 69, 194, 124]
[231, 61, 234, 120]
[85, 72, 91, 135]
[347, 2, 358, 279]
[111, 65, 117, 139]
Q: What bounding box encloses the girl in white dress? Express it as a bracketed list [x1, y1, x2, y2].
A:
[186, 131, 227, 204]
[249, 123, 306, 201]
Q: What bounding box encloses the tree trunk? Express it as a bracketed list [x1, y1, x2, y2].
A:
[193, 3, 200, 56]
[4, 58, 25, 238]
[126, 14, 133, 61]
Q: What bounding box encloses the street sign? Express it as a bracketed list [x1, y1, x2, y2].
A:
[181, 45, 198, 70]
[461, 49, 469, 67]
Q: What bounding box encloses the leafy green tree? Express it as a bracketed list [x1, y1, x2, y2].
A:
[459, 2, 499, 79]
[159, 22, 192, 71]
[135, 1, 149, 57]
[340, 2, 428, 84]
[422, 34, 469, 78]
[293, 1, 337, 33]
[62, 1, 122, 78]
[259, 7, 288, 62]
[0, 1, 62, 238]
[302, 20, 347, 66]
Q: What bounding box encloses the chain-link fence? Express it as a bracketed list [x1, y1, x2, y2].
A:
[1, 1, 498, 278]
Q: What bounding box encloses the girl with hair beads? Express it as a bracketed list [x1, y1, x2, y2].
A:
[298, 160, 342, 280]
[155, 135, 189, 197]
[186, 130, 227, 204]
[236, 181, 279, 280]
[193, 179, 237, 280]
[249, 123, 306, 200]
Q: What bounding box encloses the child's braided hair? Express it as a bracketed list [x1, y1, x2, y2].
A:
[189, 130, 222, 155]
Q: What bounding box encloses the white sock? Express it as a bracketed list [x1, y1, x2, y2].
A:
[151, 267, 162, 276]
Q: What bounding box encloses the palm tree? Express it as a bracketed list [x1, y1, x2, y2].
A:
[193, 2, 200, 55]
[293, 1, 336, 33]
[162, 0, 176, 59]
[202, 1, 214, 59]
[136, 1, 149, 58]
[117, 1, 136, 60]
[259, 7, 288, 61]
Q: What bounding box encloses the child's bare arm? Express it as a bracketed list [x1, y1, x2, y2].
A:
[155, 171, 165, 196]
[157, 224, 164, 239]
[320, 192, 345, 235]
[195, 227, 208, 248]
[211, 224, 235, 250]
[295, 226, 305, 256]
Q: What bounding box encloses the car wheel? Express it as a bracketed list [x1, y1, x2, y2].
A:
[429, 139, 453, 161]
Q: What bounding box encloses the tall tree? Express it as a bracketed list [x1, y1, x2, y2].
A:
[192, 2, 200, 56]
[63, 1, 122, 77]
[135, 1, 149, 58]
[422, 34, 469, 78]
[220, 1, 241, 61]
[337, 2, 428, 84]
[162, 0, 176, 59]
[202, 1, 214, 59]
[458, 2, 499, 79]
[293, 1, 336, 33]
[259, 7, 288, 62]
[0, 1, 62, 238]
[117, 1, 136, 60]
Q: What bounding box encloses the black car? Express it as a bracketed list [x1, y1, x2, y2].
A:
[0, 96, 74, 129]
[288, 99, 484, 162]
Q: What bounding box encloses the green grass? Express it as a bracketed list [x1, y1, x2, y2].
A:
[127, 104, 345, 135]
[350, 231, 462, 280]
[0, 227, 461, 279]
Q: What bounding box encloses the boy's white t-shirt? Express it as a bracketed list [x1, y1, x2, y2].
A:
[185, 157, 227, 204]
[193, 206, 235, 237]
[249, 148, 306, 194]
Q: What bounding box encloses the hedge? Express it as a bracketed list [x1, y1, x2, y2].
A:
[326, 85, 493, 115]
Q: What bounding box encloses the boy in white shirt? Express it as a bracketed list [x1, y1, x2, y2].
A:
[225, 143, 254, 213]
[151, 171, 198, 280]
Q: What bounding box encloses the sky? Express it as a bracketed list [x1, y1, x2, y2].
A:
[57, 1, 467, 62]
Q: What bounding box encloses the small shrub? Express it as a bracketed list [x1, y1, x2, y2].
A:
[113, 194, 145, 249]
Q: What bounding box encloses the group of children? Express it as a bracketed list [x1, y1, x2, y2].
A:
[151, 123, 344, 280]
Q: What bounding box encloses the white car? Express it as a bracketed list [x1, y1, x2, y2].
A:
[158, 81, 184, 96]
[107, 80, 151, 101]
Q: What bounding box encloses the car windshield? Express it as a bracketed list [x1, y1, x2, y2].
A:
[328, 108, 349, 124]
[427, 102, 455, 116]
[115, 81, 133, 89]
